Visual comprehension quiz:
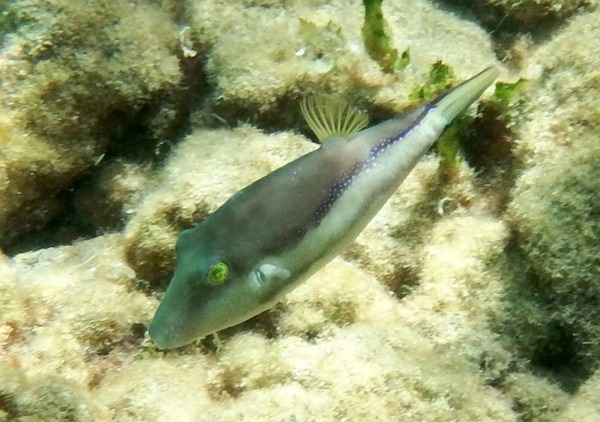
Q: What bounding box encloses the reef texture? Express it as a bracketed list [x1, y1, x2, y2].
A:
[0, 0, 599, 421]
[441, 0, 597, 29]
[0, 0, 183, 245]
[500, 10, 600, 389]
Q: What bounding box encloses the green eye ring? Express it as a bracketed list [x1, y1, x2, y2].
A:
[207, 262, 229, 285]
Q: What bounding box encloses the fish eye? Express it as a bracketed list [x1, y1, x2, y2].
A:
[206, 262, 229, 285]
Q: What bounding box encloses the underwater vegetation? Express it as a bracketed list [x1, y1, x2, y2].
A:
[440, 76, 528, 178]
[441, 0, 597, 34]
[410, 61, 460, 174]
[410, 61, 456, 101]
[0, 0, 599, 420]
[0, 0, 187, 249]
[361, 0, 409, 73]
[457, 77, 527, 183]
[497, 10, 600, 394]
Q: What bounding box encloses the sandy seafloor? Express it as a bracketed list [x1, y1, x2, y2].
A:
[0, 0, 599, 420]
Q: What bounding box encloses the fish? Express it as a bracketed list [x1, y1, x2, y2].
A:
[148, 66, 499, 349]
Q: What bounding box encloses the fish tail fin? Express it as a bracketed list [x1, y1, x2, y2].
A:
[433, 66, 499, 123]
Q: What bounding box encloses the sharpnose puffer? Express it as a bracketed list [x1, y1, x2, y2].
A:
[149, 66, 499, 349]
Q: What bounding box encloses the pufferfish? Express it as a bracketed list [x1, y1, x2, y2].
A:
[148, 66, 499, 349]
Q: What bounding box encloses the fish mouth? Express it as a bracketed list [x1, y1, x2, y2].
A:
[148, 297, 194, 349]
[149, 316, 203, 350]
[148, 318, 178, 349]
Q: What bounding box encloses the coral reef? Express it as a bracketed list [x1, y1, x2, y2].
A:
[558, 370, 600, 420]
[498, 10, 600, 390]
[186, 0, 496, 129]
[73, 159, 152, 232]
[1, 0, 599, 420]
[0, 0, 183, 246]
[5, 236, 519, 421]
[440, 0, 597, 31]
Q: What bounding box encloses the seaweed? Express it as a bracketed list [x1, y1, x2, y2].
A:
[490, 79, 528, 111]
[408, 61, 460, 176]
[413, 64, 526, 178]
[361, 0, 409, 73]
[461, 78, 528, 173]
[410, 61, 456, 101]
[436, 116, 465, 175]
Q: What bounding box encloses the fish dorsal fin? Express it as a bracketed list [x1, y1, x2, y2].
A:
[300, 96, 369, 142]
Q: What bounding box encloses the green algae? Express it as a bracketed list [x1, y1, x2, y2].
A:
[0, 1, 17, 44]
[410, 61, 456, 101]
[361, 0, 409, 73]
[503, 133, 600, 390]
[459, 77, 527, 175]
[298, 18, 345, 53]
[422, 66, 526, 178]
[491, 79, 528, 110]
[409, 61, 466, 175]
[436, 117, 465, 173]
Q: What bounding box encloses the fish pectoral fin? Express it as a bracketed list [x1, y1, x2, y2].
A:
[300, 96, 369, 143]
[254, 263, 292, 303]
[257, 263, 291, 284]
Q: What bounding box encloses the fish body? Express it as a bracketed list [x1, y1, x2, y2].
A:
[149, 67, 499, 349]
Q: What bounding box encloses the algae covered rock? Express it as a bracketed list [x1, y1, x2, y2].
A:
[4, 229, 519, 421]
[499, 10, 600, 388]
[1, 234, 153, 420]
[0, 249, 24, 348]
[187, 0, 497, 129]
[73, 158, 153, 231]
[558, 369, 600, 420]
[0, 366, 110, 421]
[2, 0, 600, 420]
[0, 0, 182, 246]
[503, 127, 600, 385]
[441, 0, 596, 30]
[8, 235, 153, 381]
[92, 259, 517, 421]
